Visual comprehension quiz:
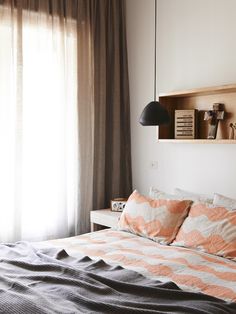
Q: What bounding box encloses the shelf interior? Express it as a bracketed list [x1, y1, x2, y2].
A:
[158, 84, 236, 142]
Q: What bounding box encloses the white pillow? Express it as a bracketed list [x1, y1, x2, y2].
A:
[149, 187, 176, 199]
[174, 188, 213, 204]
[150, 187, 213, 203]
[213, 193, 236, 210]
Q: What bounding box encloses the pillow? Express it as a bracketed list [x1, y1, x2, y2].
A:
[149, 187, 176, 199]
[118, 190, 192, 245]
[175, 188, 213, 204]
[213, 193, 236, 210]
[172, 202, 236, 260]
[150, 187, 213, 203]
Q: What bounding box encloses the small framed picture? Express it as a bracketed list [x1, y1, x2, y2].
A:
[110, 198, 127, 212]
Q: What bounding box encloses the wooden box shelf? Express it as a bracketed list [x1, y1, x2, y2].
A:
[158, 84, 236, 143]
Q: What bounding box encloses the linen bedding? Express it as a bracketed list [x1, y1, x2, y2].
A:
[44, 229, 236, 303]
[1, 229, 236, 313]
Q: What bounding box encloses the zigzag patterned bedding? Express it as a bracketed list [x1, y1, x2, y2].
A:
[43, 229, 236, 303]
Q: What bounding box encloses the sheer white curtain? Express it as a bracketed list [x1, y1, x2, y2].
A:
[0, 2, 78, 242]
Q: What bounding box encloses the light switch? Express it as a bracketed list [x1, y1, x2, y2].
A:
[150, 161, 158, 170]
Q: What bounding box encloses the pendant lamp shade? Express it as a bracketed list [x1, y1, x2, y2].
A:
[139, 0, 170, 126]
[139, 101, 170, 126]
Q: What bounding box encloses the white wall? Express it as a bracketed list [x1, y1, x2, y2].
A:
[126, 0, 236, 198]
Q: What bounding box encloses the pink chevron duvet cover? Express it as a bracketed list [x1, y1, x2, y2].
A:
[42, 229, 236, 303]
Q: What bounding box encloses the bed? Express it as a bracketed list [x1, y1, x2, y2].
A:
[1, 190, 236, 313]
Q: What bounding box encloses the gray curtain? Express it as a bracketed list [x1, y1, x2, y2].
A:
[77, 0, 132, 234]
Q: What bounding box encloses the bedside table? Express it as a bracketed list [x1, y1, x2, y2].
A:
[90, 209, 122, 232]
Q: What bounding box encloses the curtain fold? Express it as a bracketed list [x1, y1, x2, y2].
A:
[76, 0, 132, 234]
[93, 0, 132, 208]
[76, 0, 95, 234]
[0, 0, 132, 240]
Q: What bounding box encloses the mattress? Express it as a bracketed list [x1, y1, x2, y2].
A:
[41, 228, 236, 303]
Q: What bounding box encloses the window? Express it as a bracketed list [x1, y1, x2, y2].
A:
[0, 6, 78, 242]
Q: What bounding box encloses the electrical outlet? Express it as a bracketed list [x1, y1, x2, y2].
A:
[150, 161, 158, 170]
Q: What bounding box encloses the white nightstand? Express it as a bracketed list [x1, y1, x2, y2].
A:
[90, 209, 122, 232]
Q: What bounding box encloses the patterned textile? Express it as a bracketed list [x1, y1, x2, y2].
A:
[42, 229, 236, 303]
[172, 203, 236, 259]
[118, 190, 191, 244]
[1, 242, 236, 314]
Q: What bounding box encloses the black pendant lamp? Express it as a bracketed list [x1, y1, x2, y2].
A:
[139, 0, 169, 126]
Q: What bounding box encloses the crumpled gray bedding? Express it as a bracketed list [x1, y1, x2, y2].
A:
[0, 242, 235, 314]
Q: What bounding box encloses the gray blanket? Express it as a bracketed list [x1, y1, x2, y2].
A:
[0, 242, 235, 314]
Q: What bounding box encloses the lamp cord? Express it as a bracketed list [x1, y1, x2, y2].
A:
[154, 0, 157, 101]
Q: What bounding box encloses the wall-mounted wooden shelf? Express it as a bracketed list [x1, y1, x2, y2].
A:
[158, 84, 236, 143]
[157, 139, 236, 144]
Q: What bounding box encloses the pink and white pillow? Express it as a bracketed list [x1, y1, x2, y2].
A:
[118, 190, 192, 245]
[172, 202, 236, 260]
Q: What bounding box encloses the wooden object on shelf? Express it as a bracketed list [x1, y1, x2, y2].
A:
[158, 84, 236, 143]
[229, 123, 236, 140]
[204, 103, 225, 139]
[175, 109, 197, 139]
